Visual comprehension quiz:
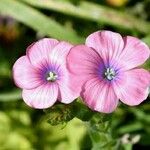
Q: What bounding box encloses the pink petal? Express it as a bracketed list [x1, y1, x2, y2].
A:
[67, 45, 104, 81]
[82, 78, 118, 113]
[85, 31, 124, 65]
[27, 38, 59, 68]
[57, 70, 80, 104]
[50, 41, 73, 66]
[113, 69, 150, 106]
[13, 56, 42, 89]
[22, 83, 58, 109]
[119, 36, 150, 70]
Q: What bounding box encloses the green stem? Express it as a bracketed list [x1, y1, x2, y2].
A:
[86, 113, 117, 150]
[123, 143, 133, 150]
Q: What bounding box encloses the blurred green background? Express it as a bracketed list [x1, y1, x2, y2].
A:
[0, 0, 150, 149]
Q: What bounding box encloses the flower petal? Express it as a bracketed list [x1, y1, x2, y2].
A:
[27, 38, 59, 67]
[57, 70, 80, 104]
[50, 41, 73, 66]
[85, 31, 124, 65]
[13, 56, 42, 89]
[113, 69, 150, 106]
[82, 78, 118, 113]
[119, 36, 150, 70]
[22, 83, 58, 109]
[67, 45, 104, 80]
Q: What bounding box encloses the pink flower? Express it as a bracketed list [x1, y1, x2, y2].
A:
[13, 38, 79, 109]
[67, 31, 150, 113]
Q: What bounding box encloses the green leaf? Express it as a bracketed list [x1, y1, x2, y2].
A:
[21, 0, 150, 34]
[44, 103, 75, 126]
[0, 0, 84, 43]
[72, 100, 94, 121]
[117, 122, 143, 134]
[129, 108, 150, 124]
[87, 113, 117, 150]
[43, 100, 95, 125]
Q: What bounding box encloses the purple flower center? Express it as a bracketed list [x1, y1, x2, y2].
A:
[46, 71, 58, 82]
[104, 68, 116, 81]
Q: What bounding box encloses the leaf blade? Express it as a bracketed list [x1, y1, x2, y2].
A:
[0, 0, 83, 43]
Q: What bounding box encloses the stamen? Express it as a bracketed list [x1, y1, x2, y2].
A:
[104, 68, 116, 81]
[46, 71, 58, 82]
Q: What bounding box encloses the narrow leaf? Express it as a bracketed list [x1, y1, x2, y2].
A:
[21, 0, 150, 34]
[0, 0, 83, 43]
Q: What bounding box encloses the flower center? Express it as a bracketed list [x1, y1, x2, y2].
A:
[46, 71, 58, 82]
[104, 68, 116, 81]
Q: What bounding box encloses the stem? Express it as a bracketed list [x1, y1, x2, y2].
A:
[123, 144, 133, 150]
[86, 113, 118, 150]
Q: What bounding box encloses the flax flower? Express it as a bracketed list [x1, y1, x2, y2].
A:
[67, 31, 150, 113]
[13, 38, 78, 109]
